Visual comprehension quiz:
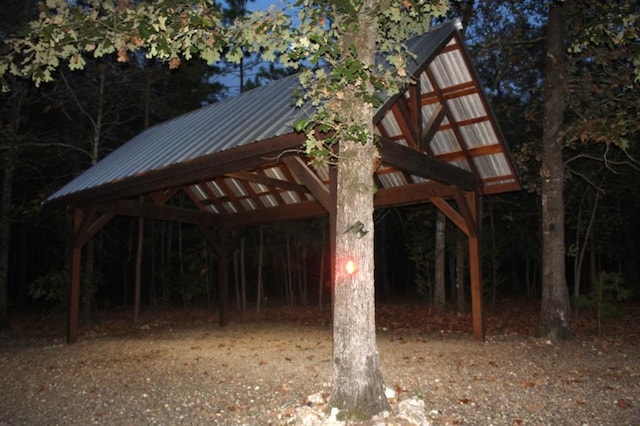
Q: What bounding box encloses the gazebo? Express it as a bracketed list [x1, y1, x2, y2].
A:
[46, 20, 521, 343]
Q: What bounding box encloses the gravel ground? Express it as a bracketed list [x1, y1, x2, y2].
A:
[0, 306, 639, 425]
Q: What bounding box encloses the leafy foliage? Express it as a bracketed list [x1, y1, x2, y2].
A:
[573, 272, 633, 336]
[565, 1, 640, 150]
[29, 269, 103, 310]
[1, 1, 227, 89]
[1, 0, 451, 165]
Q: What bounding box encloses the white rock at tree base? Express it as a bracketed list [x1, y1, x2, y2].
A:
[397, 398, 429, 426]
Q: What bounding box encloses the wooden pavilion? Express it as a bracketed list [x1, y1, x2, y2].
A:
[46, 20, 520, 343]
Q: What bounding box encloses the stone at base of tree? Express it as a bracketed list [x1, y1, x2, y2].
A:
[397, 398, 428, 425]
[283, 390, 431, 425]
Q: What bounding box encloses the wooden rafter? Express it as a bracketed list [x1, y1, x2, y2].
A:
[374, 181, 457, 207]
[228, 200, 325, 227]
[408, 84, 422, 143]
[282, 156, 330, 212]
[391, 102, 419, 150]
[423, 67, 482, 180]
[375, 123, 417, 186]
[149, 188, 178, 205]
[224, 170, 309, 194]
[221, 173, 270, 210]
[92, 199, 224, 226]
[419, 103, 447, 153]
[378, 138, 478, 191]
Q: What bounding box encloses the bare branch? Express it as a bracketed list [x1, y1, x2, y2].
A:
[2, 142, 93, 161]
[60, 71, 98, 129]
[565, 166, 606, 194]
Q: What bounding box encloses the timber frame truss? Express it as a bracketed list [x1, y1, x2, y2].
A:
[58, 21, 520, 343]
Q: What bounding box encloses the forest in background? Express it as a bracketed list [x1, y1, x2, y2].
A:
[1, 1, 639, 326]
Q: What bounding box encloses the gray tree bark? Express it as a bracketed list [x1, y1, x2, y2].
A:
[538, 1, 573, 340]
[331, 2, 390, 417]
[332, 141, 389, 418]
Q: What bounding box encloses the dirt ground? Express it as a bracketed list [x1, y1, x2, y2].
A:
[0, 302, 639, 425]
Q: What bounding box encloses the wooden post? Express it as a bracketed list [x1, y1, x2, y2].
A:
[68, 208, 83, 344]
[467, 192, 485, 341]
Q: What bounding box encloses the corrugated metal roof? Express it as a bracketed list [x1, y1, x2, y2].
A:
[47, 19, 520, 217]
[47, 74, 311, 202]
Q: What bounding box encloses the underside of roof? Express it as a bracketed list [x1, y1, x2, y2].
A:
[47, 20, 520, 227]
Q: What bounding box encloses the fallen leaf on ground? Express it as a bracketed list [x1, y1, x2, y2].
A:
[617, 399, 632, 409]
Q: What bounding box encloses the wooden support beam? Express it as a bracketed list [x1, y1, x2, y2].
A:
[453, 190, 478, 237]
[73, 210, 114, 248]
[466, 191, 485, 341]
[149, 188, 179, 205]
[391, 102, 419, 150]
[375, 182, 457, 209]
[432, 197, 470, 236]
[72, 206, 96, 246]
[282, 156, 331, 212]
[68, 206, 114, 344]
[408, 84, 422, 144]
[92, 199, 224, 226]
[378, 138, 478, 191]
[419, 103, 447, 152]
[224, 171, 309, 194]
[228, 200, 326, 228]
[432, 191, 484, 341]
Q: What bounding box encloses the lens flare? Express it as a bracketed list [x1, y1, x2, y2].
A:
[345, 260, 356, 275]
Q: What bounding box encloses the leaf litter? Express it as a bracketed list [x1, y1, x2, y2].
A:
[0, 302, 638, 425]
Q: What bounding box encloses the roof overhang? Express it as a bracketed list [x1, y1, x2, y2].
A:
[46, 20, 520, 227]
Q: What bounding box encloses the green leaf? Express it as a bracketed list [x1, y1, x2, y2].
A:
[294, 118, 309, 133]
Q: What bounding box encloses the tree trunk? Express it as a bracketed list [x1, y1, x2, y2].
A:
[434, 210, 446, 311]
[332, 141, 389, 418]
[538, 2, 573, 340]
[0, 147, 15, 329]
[331, 1, 390, 417]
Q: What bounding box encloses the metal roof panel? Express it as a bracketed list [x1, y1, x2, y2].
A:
[47, 74, 308, 202]
[47, 19, 520, 214]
